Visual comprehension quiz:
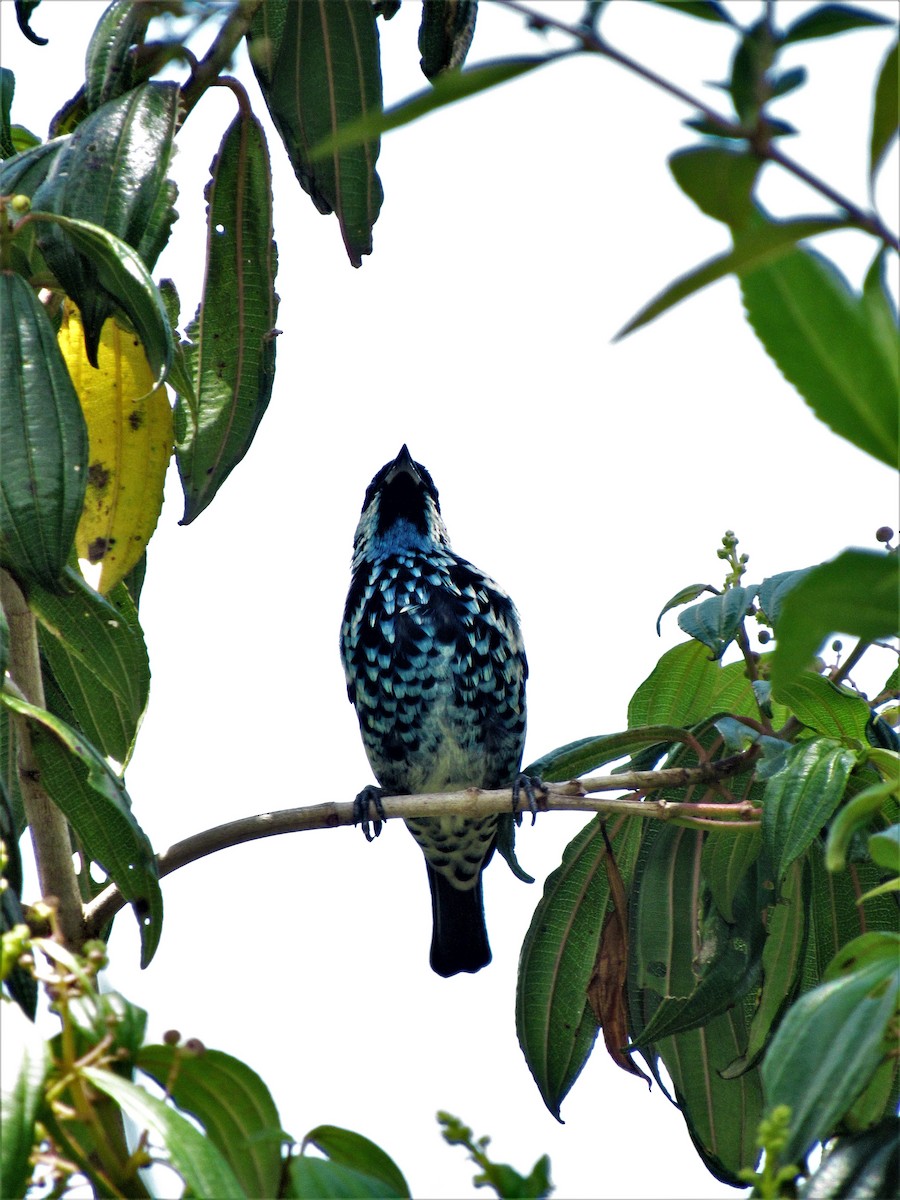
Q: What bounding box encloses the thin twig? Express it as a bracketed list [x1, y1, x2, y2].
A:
[495, 0, 899, 251]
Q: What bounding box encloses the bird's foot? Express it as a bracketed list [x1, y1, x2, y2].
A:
[511, 774, 545, 827]
[353, 785, 386, 842]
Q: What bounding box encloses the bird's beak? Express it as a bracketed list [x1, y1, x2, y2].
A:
[386, 444, 419, 483]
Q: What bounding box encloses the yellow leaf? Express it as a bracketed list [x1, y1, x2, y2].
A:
[59, 303, 173, 594]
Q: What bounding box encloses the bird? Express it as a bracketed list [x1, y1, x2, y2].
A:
[340, 446, 529, 976]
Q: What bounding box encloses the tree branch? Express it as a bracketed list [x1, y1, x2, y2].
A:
[1, 570, 84, 951]
[496, 0, 900, 251]
[82, 751, 758, 937]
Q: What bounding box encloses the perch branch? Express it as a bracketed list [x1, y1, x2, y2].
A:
[82, 751, 758, 938]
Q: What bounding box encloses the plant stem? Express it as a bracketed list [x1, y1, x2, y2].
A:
[0, 570, 83, 951]
[496, 0, 900, 251]
[83, 751, 758, 935]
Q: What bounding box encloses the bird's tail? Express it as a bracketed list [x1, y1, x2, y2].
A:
[426, 863, 492, 977]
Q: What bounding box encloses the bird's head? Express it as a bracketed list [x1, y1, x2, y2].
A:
[352, 445, 451, 564]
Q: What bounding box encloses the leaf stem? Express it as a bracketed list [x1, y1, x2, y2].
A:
[179, 0, 264, 118]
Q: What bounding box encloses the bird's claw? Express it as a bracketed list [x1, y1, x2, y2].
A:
[353, 785, 386, 842]
[511, 774, 545, 827]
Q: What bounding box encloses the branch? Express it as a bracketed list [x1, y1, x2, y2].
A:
[82, 751, 758, 937]
[0, 570, 84, 951]
[496, 0, 900, 251]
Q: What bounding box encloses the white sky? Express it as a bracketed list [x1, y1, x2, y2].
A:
[3, 2, 898, 1197]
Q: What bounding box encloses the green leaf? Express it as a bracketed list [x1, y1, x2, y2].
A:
[0, 692, 162, 965]
[33, 82, 178, 272]
[803, 1119, 900, 1200]
[0, 68, 14, 159]
[31, 213, 174, 386]
[677, 585, 752, 660]
[629, 826, 765, 1045]
[138, 1046, 286, 1199]
[782, 3, 894, 44]
[302, 1127, 410, 1198]
[740, 246, 898, 469]
[30, 82, 178, 365]
[868, 824, 900, 873]
[0, 707, 24, 836]
[655, 583, 716, 634]
[249, 0, 383, 267]
[617, 215, 850, 339]
[524, 727, 694, 780]
[769, 65, 807, 99]
[0, 270, 88, 591]
[627, 640, 757, 728]
[770, 551, 899, 691]
[84, 0, 156, 111]
[307, 53, 565, 163]
[655, 1008, 764, 1184]
[174, 111, 278, 524]
[643, 0, 736, 22]
[804, 839, 899, 985]
[0, 137, 61, 199]
[0, 607, 8, 691]
[762, 941, 899, 1163]
[289, 1155, 399, 1199]
[756, 567, 813, 626]
[862, 249, 900, 374]
[776, 672, 871, 743]
[516, 816, 642, 1119]
[762, 739, 857, 886]
[84, 1068, 247, 1199]
[669, 145, 761, 228]
[826, 775, 899, 872]
[31, 571, 150, 766]
[0, 139, 62, 280]
[14, 2, 47, 45]
[702, 826, 761, 923]
[418, 0, 477, 79]
[721, 857, 809, 1078]
[729, 19, 776, 126]
[871, 39, 899, 184]
[0, 1014, 49, 1199]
